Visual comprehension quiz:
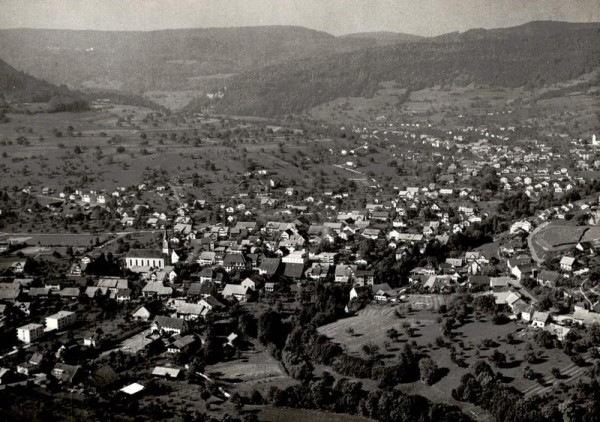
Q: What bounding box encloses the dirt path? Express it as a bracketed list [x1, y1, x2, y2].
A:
[527, 221, 549, 263]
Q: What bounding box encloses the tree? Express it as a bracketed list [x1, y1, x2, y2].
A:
[257, 310, 284, 348]
[419, 357, 439, 385]
[490, 350, 507, 368]
[386, 327, 399, 342]
[361, 343, 380, 360]
[474, 295, 496, 315]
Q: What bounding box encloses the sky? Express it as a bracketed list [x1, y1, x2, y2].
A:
[1, 0, 599, 36]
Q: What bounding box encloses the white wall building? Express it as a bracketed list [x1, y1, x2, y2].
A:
[17, 323, 44, 343]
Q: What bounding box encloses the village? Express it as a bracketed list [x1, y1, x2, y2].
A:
[0, 98, 600, 420]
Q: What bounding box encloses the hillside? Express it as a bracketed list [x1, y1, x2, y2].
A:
[0, 26, 378, 94]
[192, 21, 600, 116]
[341, 31, 424, 45]
[0, 57, 73, 102]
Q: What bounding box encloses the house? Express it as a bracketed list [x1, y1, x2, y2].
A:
[46, 311, 76, 331]
[371, 283, 394, 301]
[17, 352, 44, 375]
[258, 257, 281, 277]
[335, 264, 356, 283]
[490, 277, 511, 290]
[0, 284, 21, 302]
[573, 308, 600, 326]
[132, 305, 153, 321]
[511, 264, 534, 281]
[167, 335, 198, 354]
[89, 366, 120, 390]
[222, 284, 252, 302]
[120, 383, 145, 396]
[532, 311, 550, 328]
[544, 323, 571, 341]
[97, 278, 128, 292]
[115, 289, 131, 302]
[83, 330, 104, 349]
[125, 249, 166, 272]
[241, 278, 258, 291]
[537, 270, 560, 287]
[17, 323, 44, 344]
[560, 256, 576, 272]
[187, 281, 217, 298]
[142, 282, 173, 298]
[197, 251, 216, 266]
[152, 316, 189, 336]
[307, 262, 330, 281]
[152, 366, 181, 379]
[282, 263, 305, 280]
[198, 267, 215, 284]
[51, 363, 81, 384]
[223, 253, 247, 273]
[171, 302, 206, 321]
[59, 287, 81, 299]
[468, 275, 490, 289]
[282, 250, 309, 265]
[354, 270, 375, 286]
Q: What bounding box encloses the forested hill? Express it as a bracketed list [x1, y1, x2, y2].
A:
[0, 57, 73, 102]
[192, 21, 600, 117]
[0, 26, 381, 93]
[341, 31, 425, 45]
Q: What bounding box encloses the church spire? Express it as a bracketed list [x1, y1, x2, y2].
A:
[162, 228, 169, 256]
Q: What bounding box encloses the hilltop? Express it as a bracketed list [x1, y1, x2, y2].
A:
[0, 57, 74, 103]
[191, 21, 600, 116]
[0, 26, 378, 94]
[341, 31, 425, 45]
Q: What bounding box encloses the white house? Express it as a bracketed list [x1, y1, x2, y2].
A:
[560, 256, 576, 272]
[531, 311, 550, 328]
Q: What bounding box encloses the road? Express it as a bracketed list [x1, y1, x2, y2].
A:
[0, 344, 31, 361]
[527, 221, 550, 263]
[579, 278, 594, 309]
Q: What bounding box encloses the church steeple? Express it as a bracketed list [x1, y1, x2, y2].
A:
[162, 229, 169, 256]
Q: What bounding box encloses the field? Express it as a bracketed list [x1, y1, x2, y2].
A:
[207, 349, 295, 394]
[318, 304, 590, 420]
[257, 406, 374, 422]
[0, 233, 112, 247]
[530, 222, 600, 261]
[0, 108, 356, 197]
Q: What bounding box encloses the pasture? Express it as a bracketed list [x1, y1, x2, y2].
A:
[207, 349, 295, 394]
[0, 233, 112, 247]
[318, 304, 589, 409]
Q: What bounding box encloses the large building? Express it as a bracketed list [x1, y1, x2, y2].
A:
[17, 323, 44, 344]
[126, 249, 166, 272]
[45, 311, 76, 331]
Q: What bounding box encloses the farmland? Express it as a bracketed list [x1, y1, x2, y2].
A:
[318, 304, 591, 410]
[530, 222, 600, 260]
[207, 349, 295, 394]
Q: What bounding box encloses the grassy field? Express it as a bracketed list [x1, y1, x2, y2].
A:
[318, 304, 588, 418]
[0, 233, 112, 247]
[207, 349, 295, 394]
[257, 406, 374, 422]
